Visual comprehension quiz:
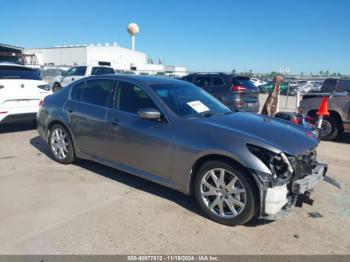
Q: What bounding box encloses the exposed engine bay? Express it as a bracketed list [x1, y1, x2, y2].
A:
[248, 144, 331, 219]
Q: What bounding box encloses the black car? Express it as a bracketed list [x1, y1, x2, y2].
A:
[181, 73, 259, 112]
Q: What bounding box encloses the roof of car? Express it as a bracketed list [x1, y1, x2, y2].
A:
[0, 62, 27, 67]
[84, 74, 186, 85]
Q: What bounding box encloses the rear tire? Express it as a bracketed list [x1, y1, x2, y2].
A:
[194, 160, 258, 226]
[48, 124, 75, 164]
[320, 116, 341, 141]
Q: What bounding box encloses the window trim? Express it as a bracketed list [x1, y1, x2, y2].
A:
[69, 79, 117, 109]
[211, 76, 226, 87]
[69, 80, 86, 101]
[194, 75, 212, 87]
[112, 80, 170, 123]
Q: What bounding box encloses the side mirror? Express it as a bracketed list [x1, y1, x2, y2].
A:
[138, 108, 161, 120]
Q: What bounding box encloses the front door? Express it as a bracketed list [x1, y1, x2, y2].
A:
[105, 80, 174, 179]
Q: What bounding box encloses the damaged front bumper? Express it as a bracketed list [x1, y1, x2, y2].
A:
[250, 159, 328, 220]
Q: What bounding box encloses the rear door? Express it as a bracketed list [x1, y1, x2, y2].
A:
[207, 76, 227, 103]
[65, 79, 117, 157]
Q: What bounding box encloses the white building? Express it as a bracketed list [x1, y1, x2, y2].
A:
[24, 43, 187, 76]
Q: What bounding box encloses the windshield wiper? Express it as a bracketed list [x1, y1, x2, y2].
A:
[198, 112, 218, 118]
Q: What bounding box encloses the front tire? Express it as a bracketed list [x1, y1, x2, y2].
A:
[320, 116, 341, 141]
[194, 161, 258, 226]
[48, 124, 75, 164]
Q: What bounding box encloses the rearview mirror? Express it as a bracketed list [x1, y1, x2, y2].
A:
[138, 108, 161, 120]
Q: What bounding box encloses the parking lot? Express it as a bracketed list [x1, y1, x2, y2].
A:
[0, 100, 349, 255]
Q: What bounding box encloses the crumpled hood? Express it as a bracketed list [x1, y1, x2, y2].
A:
[198, 112, 318, 156]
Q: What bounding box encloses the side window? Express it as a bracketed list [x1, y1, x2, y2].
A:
[212, 77, 224, 86]
[66, 67, 77, 77]
[91, 67, 115, 75]
[71, 81, 85, 101]
[338, 80, 350, 92]
[195, 76, 211, 87]
[80, 79, 116, 107]
[115, 81, 157, 114]
[75, 66, 87, 76]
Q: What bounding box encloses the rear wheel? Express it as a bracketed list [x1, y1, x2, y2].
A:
[194, 160, 258, 226]
[320, 116, 341, 141]
[48, 124, 75, 164]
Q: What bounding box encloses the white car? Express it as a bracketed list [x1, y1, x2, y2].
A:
[54, 65, 115, 87]
[0, 63, 51, 124]
[250, 78, 266, 87]
[298, 81, 323, 93]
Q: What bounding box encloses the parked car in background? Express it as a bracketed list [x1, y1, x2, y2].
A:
[53, 65, 115, 89]
[259, 80, 290, 95]
[181, 73, 259, 112]
[299, 78, 350, 140]
[0, 63, 51, 124]
[298, 81, 323, 94]
[37, 75, 327, 226]
[250, 78, 266, 87]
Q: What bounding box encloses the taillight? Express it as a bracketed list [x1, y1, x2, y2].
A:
[235, 101, 245, 107]
[39, 100, 44, 108]
[231, 85, 247, 92]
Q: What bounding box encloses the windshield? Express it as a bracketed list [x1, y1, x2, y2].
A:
[151, 82, 231, 118]
[0, 66, 42, 80]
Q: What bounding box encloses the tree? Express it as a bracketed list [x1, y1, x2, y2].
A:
[231, 69, 236, 75]
[319, 70, 323, 76]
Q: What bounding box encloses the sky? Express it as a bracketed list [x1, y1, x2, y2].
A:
[1, 0, 349, 74]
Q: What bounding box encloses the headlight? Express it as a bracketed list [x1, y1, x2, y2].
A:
[38, 84, 51, 91]
[247, 144, 293, 180]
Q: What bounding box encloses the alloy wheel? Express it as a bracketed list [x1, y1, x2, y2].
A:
[200, 168, 246, 218]
[50, 128, 69, 160]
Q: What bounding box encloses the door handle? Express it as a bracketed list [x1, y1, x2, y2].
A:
[72, 77, 75, 81]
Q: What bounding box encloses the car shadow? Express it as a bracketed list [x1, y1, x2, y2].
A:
[30, 135, 274, 228]
[0, 122, 36, 134]
[331, 131, 350, 144]
[30, 136, 202, 216]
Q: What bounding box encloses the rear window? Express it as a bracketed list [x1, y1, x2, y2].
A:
[0, 66, 41, 80]
[71, 81, 85, 101]
[91, 67, 115, 75]
[232, 77, 256, 89]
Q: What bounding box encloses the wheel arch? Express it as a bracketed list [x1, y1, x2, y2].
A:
[189, 154, 261, 200]
[308, 109, 343, 129]
[47, 120, 77, 154]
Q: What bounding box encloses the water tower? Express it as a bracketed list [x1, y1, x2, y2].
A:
[127, 23, 139, 51]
